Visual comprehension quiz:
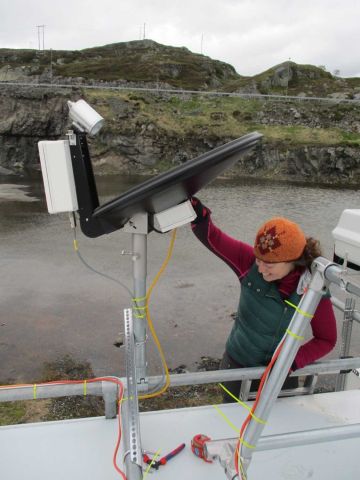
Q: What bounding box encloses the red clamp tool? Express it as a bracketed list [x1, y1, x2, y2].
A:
[191, 434, 212, 463]
[143, 443, 186, 470]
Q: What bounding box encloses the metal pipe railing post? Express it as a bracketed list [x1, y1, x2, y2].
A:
[335, 296, 356, 391]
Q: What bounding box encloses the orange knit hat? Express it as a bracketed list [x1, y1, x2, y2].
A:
[254, 217, 306, 263]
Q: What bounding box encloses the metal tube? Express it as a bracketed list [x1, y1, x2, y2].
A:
[240, 258, 331, 471]
[335, 297, 356, 391]
[0, 381, 117, 403]
[132, 233, 147, 383]
[205, 423, 360, 458]
[325, 264, 360, 297]
[146, 357, 360, 389]
[2, 358, 360, 404]
[332, 296, 360, 324]
[102, 381, 118, 419]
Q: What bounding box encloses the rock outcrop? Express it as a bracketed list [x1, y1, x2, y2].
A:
[0, 83, 359, 186]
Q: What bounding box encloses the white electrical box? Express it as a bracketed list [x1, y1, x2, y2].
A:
[332, 209, 360, 269]
[38, 140, 78, 214]
[152, 200, 196, 233]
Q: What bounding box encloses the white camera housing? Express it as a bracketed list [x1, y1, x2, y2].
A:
[67, 99, 104, 136]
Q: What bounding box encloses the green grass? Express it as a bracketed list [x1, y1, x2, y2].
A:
[0, 401, 27, 425]
[84, 89, 360, 147]
[340, 131, 360, 146]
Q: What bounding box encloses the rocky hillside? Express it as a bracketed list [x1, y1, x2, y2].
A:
[0, 83, 359, 184]
[1, 40, 360, 97]
[0, 40, 360, 184]
[0, 40, 239, 90]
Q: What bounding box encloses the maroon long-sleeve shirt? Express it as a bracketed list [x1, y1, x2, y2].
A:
[192, 214, 337, 369]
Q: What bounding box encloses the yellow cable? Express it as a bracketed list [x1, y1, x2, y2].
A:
[138, 228, 177, 400]
[219, 383, 267, 424]
[71, 224, 176, 401]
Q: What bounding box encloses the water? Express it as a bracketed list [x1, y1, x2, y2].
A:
[1, 173, 359, 383]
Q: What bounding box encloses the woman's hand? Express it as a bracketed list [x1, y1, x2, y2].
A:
[190, 197, 211, 224]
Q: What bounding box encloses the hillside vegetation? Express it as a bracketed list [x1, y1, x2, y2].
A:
[1, 39, 360, 98]
[0, 40, 360, 183]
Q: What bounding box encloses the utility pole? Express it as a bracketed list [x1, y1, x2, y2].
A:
[143, 23, 146, 40]
[37, 25, 41, 50]
[36, 25, 46, 51]
[50, 48, 53, 83]
[286, 57, 291, 96]
[201, 33, 204, 54]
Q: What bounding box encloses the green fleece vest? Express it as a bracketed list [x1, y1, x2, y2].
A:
[226, 263, 302, 367]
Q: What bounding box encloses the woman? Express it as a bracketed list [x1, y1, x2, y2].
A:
[191, 197, 337, 402]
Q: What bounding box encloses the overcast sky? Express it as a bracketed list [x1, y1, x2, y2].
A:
[1, 0, 359, 78]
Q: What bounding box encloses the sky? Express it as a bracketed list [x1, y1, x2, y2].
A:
[1, 0, 359, 78]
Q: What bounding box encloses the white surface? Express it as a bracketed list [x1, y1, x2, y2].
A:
[38, 139, 78, 214]
[1, 390, 360, 479]
[332, 208, 360, 267]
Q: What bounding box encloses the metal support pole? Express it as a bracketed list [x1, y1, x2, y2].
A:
[239, 380, 252, 401]
[132, 232, 148, 383]
[102, 381, 118, 419]
[335, 297, 356, 391]
[124, 213, 149, 385]
[238, 257, 334, 475]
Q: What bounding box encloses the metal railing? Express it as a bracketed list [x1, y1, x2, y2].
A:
[1, 293, 359, 420]
[0, 80, 359, 104]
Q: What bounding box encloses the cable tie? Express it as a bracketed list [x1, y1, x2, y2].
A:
[132, 305, 147, 311]
[132, 296, 147, 303]
[143, 449, 161, 478]
[239, 437, 256, 449]
[122, 449, 131, 464]
[135, 334, 148, 346]
[33, 384, 37, 400]
[73, 239, 78, 251]
[134, 313, 146, 319]
[219, 383, 267, 425]
[83, 380, 87, 396]
[286, 329, 305, 341]
[285, 300, 313, 318]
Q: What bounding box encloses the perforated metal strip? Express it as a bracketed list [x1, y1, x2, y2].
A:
[124, 308, 142, 465]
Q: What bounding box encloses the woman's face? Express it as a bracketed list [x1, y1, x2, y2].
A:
[255, 258, 295, 282]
